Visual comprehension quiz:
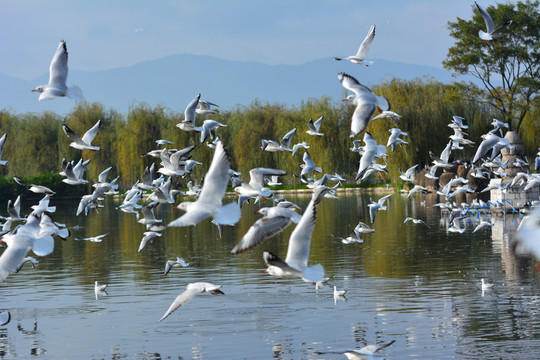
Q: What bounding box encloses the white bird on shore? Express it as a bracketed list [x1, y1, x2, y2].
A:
[159, 282, 224, 321]
[32, 40, 83, 101]
[169, 141, 241, 227]
[475, 2, 513, 42]
[333, 24, 375, 65]
[63, 119, 101, 151]
[163, 257, 190, 276]
[263, 187, 329, 283]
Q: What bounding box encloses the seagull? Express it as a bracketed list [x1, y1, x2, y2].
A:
[333, 24, 375, 65]
[163, 257, 190, 276]
[300, 152, 322, 177]
[475, 2, 513, 42]
[75, 233, 108, 242]
[315, 340, 396, 358]
[306, 116, 324, 136]
[138, 231, 162, 252]
[13, 176, 55, 195]
[155, 139, 173, 146]
[196, 99, 219, 115]
[280, 128, 297, 151]
[159, 282, 224, 321]
[368, 194, 392, 224]
[0, 213, 63, 284]
[6, 196, 25, 222]
[291, 141, 310, 156]
[169, 141, 241, 227]
[63, 119, 101, 151]
[333, 286, 348, 297]
[262, 187, 329, 283]
[386, 128, 408, 152]
[404, 217, 431, 228]
[372, 110, 402, 125]
[234, 167, 286, 199]
[481, 278, 493, 292]
[200, 120, 227, 143]
[473, 220, 494, 233]
[231, 206, 301, 255]
[61, 158, 90, 185]
[94, 281, 108, 299]
[338, 72, 390, 137]
[177, 93, 203, 132]
[399, 164, 418, 183]
[32, 40, 83, 101]
[0, 134, 7, 166]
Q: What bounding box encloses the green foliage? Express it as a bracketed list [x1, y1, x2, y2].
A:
[1, 77, 539, 193]
[444, 0, 540, 132]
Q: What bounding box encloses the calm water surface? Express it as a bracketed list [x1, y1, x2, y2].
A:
[0, 191, 539, 359]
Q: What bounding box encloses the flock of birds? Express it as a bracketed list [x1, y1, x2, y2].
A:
[1, 2, 539, 357]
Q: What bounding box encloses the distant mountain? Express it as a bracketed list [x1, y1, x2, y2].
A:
[0, 54, 468, 116]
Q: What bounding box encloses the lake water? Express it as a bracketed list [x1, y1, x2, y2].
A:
[0, 190, 539, 359]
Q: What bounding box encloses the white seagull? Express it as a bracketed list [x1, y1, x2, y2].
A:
[368, 194, 392, 224]
[63, 119, 101, 151]
[333, 24, 376, 65]
[315, 340, 396, 359]
[262, 187, 328, 283]
[169, 141, 241, 227]
[159, 282, 224, 321]
[32, 40, 84, 101]
[306, 116, 324, 136]
[163, 257, 190, 276]
[475, 2, 513, 42]
[177, 93, 203, 132]
[338, 72, 390, 137]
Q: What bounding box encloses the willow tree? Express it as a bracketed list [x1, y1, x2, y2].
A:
[443, 0, 540, 132]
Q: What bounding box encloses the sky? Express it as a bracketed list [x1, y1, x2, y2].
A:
[0, 0, 478, 80]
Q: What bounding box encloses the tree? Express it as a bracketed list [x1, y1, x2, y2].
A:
[443, 0, 540, 132]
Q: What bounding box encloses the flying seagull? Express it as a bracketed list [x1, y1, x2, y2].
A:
[159, 282, 224, 321]
[333, 24, 376, 65]
[32, 40, 84, 101]
[63, 119, 101, 151]
[475, 2, 513, 42]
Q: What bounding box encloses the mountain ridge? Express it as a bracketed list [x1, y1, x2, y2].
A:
[0, 53, 467, 116]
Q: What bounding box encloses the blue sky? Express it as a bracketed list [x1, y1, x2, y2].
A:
[0, 0, 476, 80]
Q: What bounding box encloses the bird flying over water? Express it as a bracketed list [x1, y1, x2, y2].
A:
[159, 282, 224, 321]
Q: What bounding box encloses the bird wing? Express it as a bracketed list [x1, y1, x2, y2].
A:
[48, 40, 69, 88]
[184, 93, 201, 125]
[62, 125, 85, 146]
[351, 100, 377, 137]
[338, 72, 373, 98]
[284, 188, 327, 270]
[197, 141, 230, 206]
[81, 120, 102, 145]
[159, 286, 204, 321]
[249, 168, 286, 190]
[355, 24, 375, 59]
[313, 116, 324, 131]
[0, 240, 32, 283]
[231, 216, 292, 255]
[475, 2, 495, 34]
[280, 128, 297, 149]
